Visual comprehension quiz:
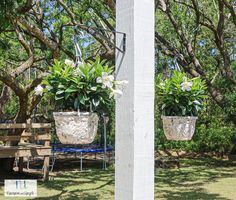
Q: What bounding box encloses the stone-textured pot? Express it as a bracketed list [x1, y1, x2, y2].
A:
[53, 111, 99, 144]
[161, 116, 198, 141]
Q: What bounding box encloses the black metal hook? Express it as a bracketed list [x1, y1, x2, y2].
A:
[74, 26, 126, 54]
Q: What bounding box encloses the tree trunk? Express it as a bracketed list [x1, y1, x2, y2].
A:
[0, 85, 12, 115]
[0, 97, 29, 172]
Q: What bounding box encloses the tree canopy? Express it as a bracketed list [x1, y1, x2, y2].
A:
[0, 0, 235, 127]
[155, 0, 236, 125]
[0, 0, 115, 122]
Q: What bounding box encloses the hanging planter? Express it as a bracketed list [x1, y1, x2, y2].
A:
[53, 111, 99, 144]
[41, 56, 128, 144]
[161, 116, 198, 141]
[157, 71, 207, 141]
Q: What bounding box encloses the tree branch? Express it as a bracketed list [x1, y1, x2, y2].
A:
[16, 18, 60, 59]
[12, 27, 34, 77]
[103, 0, 116, 14]
[0, 69, 25, 97]
[25, 72, 47, 94]
[222, 0, 236, 27]
[17, 0, 34, 14]
[58, 0, 113, 52]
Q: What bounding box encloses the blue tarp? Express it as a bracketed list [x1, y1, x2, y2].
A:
[52, 145, 113, 153]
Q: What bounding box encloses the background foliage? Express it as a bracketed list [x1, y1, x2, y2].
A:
[0, 0, 235, 155]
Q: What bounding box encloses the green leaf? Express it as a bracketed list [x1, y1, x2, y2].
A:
[58, 84, 66, 89]
[92, 99, 100, 107]
[65, 88, 79, 93]
[56, 90, 64, 95]
[91, 86, 97, 91]
[55, 95, 64, 100]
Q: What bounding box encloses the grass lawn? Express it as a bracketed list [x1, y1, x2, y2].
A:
[0, 157, 236, 200]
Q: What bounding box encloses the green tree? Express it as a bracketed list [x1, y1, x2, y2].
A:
[155, 0, 236, 126]
[0, 0, 115, 171]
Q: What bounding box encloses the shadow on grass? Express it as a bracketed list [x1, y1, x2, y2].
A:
[30, 169, 114, 200]
[30, 190, 100, 200]
[156, 188, 231, 200]
[1, 157, 236, 199]
[156, 168, 235, 188]
[0, 167, 114, 200]
[154, 157, 236, 199]
[156, 157, 236, 185]
[52, 159, 106, 172]
[0, 171, 42, 184]
[180, 157, 236, 168]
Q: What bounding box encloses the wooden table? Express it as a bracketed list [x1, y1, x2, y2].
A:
[0, 123, 51, 181]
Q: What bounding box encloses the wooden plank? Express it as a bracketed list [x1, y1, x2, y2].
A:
[0, 136, 22, 142]
[0, 123, 51, 129]
[0, 146, 51, 158]
[22, 132, 51, 140]
[0, 145, 51, 150]
[35, 134, 51, 141]
[0, 134, 51, 142]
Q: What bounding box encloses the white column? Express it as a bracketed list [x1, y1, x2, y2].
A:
[115, 0, 155, 200]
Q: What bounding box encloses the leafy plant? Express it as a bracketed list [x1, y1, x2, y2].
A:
[156, 71, 207, 116]
[44, 57, 126, 112]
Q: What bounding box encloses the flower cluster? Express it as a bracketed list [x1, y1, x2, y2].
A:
[65, 59, 76, 67]
[34, 85, 44, 96]
[96, 72, 128, 98]
[157, 71, 207, 116]
[180, 81, 193, 91]
[42, 57, 128, 112]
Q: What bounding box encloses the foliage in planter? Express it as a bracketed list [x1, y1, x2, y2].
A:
[156, 71, 207, 116]
[44, 57, 125, 112]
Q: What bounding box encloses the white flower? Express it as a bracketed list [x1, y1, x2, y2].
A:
[96, 72, 114, 88]
[34, 85, 44, 96]
[109, 89, 123, 99]
[180, 81, 193, 91]
[65, 59, 75, 67]
[160, 82, 165, 87]
[75, 67, 82, 76]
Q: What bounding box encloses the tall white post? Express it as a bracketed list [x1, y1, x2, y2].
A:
[115, 0, 155, 200]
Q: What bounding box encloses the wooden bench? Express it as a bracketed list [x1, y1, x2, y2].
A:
[0, 123, 51, 181]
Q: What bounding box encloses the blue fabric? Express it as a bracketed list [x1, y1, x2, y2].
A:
[52, 145, 113, 153]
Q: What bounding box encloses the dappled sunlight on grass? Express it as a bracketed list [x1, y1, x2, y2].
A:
[36, 170, 115, 199]
[0, 169, 115, 200]
[155, 157, 236, 199]
[0, 157, 236, 199]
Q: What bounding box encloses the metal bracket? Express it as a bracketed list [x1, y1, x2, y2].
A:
[113, 30, 126, 54]
[75, 26, 126, 54]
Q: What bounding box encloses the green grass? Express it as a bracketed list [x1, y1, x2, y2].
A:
[155, 158, 236, 199]
[0, 157, 236, 200]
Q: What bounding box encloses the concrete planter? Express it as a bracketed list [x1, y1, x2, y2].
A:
[53, 111, 99, 144]
[161, 116, 198, 141]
